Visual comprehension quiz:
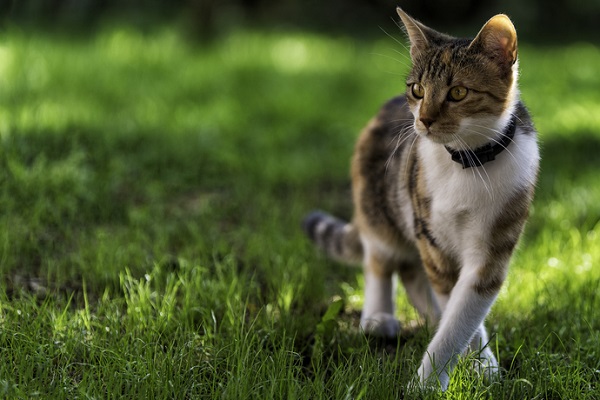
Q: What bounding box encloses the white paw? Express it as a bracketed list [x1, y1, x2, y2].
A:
[410, 359, 449, 392]
[406, 374, 440, 394]
[360, 312, 401, 337]
[471, 348, 500, 382]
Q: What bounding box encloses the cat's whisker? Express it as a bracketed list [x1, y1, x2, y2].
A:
[465, 123, 503, 134]
[385, 117, 416, 148]
[466, 122, 518, 142]
[510, 111, 525, 126]
[386, 124, 414, 133]
[462, 127, 518, 164]
[386, 126, 414, 173]
[386, 131, 411, 162]
[391, 48, 410, 58]
[380, 26, 412, 57]
[386, 118, 416, 124]
[456, 136, 480, 186]
[466, 123, 516, 145]
[386, 125, 412, 147]
[460, 129, 517, 179]
[461, 127, 513, 146]
[460, 124, 517, 155]
[454, 135, 494, 199]
[371, 52, 412, 70]
[403, 134, 419, 179]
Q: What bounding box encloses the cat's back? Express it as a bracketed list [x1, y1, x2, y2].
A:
[351, 95, 416, 246]
[354, 95, 413, 153]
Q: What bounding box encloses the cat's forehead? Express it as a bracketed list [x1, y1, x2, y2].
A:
[411, 39, 478, 83]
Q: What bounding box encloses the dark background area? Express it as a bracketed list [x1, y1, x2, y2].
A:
[1, 0, 599, 42]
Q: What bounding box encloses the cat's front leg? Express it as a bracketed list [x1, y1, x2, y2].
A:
[468, 323, 500, 381]
[416, 267, 501, 390]
[398, 261, 442, 326]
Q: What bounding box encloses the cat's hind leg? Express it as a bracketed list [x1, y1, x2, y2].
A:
[398, 261, 441, 326]
[360, 238, 401, 337]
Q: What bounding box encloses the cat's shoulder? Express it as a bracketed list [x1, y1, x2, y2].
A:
[379, 95, 412, 123]
[358, 95, 413, 141]
[514, 101, 537, 137]
[354, 95, 414, 157]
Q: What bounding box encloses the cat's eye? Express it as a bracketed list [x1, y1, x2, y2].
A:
[411, 83, 425, 99]
[448, 86, 468, 101]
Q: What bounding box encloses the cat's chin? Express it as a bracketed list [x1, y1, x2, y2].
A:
[427, 135, 452, 145]
[420, 131, 455, 145]
[414, 125, 456, 145]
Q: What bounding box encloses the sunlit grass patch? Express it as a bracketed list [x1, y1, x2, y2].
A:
[520, 43, 600, 136]
[0, 25, 598, 398]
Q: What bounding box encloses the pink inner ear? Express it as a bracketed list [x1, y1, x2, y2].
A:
[498, 36, 511, 59]
[488, 31, 516, 64]
[472, 14, 518, 65]
[498, 34, 517, 63]
[498, 36, 509, 48]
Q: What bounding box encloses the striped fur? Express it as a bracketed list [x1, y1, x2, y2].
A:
[302, 210, 362, 264]
[303, 8, 539, 391]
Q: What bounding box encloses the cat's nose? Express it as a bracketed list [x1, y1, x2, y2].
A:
[420, 117, 435, 128]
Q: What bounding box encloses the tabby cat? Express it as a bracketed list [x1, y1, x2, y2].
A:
[303, 8, 539, 391]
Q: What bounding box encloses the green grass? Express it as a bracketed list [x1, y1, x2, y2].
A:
[0, 24, 599, 399]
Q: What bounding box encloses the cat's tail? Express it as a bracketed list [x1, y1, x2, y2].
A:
[302, 210, 363, 264]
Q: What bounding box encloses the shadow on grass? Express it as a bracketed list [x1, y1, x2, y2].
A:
[538, 131, 600, 190]
[527, 130, 600, 236]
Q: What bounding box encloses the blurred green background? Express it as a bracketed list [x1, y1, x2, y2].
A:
[3, 0, 600, 41]
[0, 1, 599, 398]
[0, 0, 598, 347]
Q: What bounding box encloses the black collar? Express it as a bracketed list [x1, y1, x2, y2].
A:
[445, 115, 517, 169]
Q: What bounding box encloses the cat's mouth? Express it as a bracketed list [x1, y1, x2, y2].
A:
[416, 125, 455, 145]
[426, 132, 452, 144]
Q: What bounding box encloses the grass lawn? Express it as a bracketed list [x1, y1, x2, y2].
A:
[0, 24, 599, 399]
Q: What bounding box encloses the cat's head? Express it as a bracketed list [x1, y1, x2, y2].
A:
[397, 8, 519, 149]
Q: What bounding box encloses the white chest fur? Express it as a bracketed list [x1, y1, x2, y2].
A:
[417, 128, 539, 262]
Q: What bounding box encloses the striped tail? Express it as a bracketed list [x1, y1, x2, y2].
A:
[302, 210, 363, 264]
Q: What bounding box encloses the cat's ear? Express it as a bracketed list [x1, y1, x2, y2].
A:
[470, 14, 518, 68]
[396, 7, 444, 59]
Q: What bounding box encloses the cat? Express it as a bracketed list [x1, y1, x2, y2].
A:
[303, 7, 539, 391]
